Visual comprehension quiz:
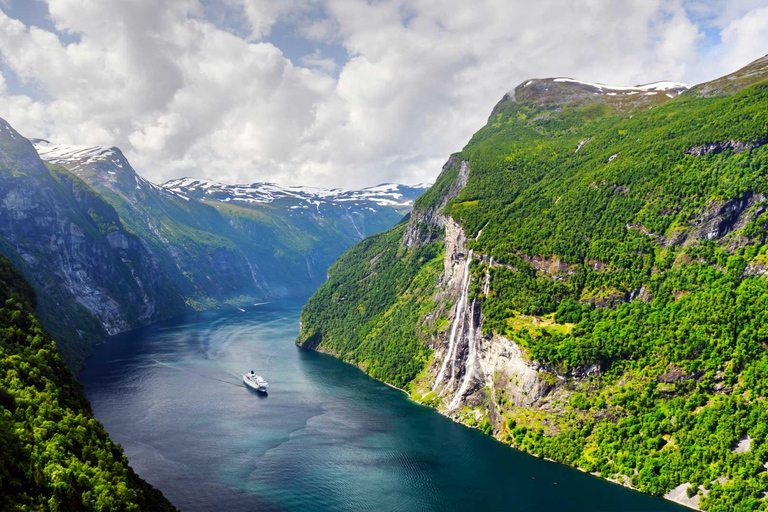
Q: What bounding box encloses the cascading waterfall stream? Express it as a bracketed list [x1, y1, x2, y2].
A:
[449, 298, 478, 410]
[483, 257, 493, 296]
[432, 250, 473, 391]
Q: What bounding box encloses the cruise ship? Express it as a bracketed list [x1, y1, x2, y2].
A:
[243, 371, 268, 393]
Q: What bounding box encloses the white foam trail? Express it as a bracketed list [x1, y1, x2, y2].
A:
[450, 299, 478, 410]
[433, 250, 473, 391]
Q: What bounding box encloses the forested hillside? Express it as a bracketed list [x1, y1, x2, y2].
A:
[299, 55, 768, 510]
[0, 255, 176, 511]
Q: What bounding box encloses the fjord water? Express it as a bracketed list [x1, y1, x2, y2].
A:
[79, 302, 685, 512]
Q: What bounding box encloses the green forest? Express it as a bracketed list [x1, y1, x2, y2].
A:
[0, 255, 176, 511]
[299, 62, 768, 510]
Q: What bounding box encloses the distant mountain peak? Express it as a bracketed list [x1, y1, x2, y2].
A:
[162, 178, 429, 212]
[31, 140, 159, 196]
[31, 139, 431, 214]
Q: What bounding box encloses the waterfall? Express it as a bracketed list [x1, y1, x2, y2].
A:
[450, 298, 478, 410]
[483, 257, 493, 296]
[432, 250, 473, 391]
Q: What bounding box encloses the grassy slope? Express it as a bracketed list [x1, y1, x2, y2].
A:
[0, 255, 176, 511]
[299, 65, 768, 510]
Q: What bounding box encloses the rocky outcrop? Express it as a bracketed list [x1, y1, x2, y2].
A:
[688, 193, 764, 243]
[684, 138, 767, 156]
[625, 193, 768, 249]
[481, 334, 552, 408]
[401, 157, 552, 417]
[402, 157, 469, 248]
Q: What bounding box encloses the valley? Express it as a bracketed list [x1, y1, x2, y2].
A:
[2, 2, 767, 509]
[0, 126, 426, 370]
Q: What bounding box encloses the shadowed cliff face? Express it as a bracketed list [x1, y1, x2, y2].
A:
[0, 118, 188, 368]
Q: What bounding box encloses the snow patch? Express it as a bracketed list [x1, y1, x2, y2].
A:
[552, 77, 688, 93]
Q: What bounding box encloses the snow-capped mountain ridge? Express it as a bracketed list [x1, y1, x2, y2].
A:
[163, 177, 429, 210]
[33, 141, 126, 172]
[32, 140, 162, 195]
[31, 141, 429, 212]
[498, 76, 691, 117]
[517, 78, 689, 98]
[549, 79, 688, 93]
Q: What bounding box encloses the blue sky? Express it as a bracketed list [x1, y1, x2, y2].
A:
[0, 0, 766, 188]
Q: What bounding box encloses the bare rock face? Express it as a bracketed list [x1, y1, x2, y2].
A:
[684, 138, 767, 156]
[0, 117, 188, 368]
[648, 193, 767, 248]
[442, 216, 470, 285]
[427, 214, 552, 414]
[402, 157, 469, 248]
[481, 334, 551, 408]
[405, 157, 550, 416]
[689, 193, 764, 243]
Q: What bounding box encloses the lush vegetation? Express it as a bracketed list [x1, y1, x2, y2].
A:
[300, 60, 768, 510]
[0, 255, 176, 511]
[299, 222, 443, 387]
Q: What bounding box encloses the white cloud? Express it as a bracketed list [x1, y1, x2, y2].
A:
[718, 6, 768, 73]
[0, 0, 765, 189]
[300, 49, 339, 73]
[230, 0, 322, 40]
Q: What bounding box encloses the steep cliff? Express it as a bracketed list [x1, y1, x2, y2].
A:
[0, 119, 188, 369]
[299, 55, 768, 510]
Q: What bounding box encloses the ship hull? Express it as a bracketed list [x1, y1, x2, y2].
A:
[243, 375, 268, 393]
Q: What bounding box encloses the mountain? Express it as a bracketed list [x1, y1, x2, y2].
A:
[32, 140, 427, 305]
[33, 140, 306, 309]
[0, 254, 176, 510]
[298, 55, 768, 510]
[161, 178, 427, 258]
[0, 131, 426, 370]
[162, 178, 426, 216]
[0, 120, 188, 368]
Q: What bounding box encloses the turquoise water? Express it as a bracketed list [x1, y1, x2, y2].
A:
[79, 301, 685, 512]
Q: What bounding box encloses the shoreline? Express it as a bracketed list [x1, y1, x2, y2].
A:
[306, 344, 698, 512]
